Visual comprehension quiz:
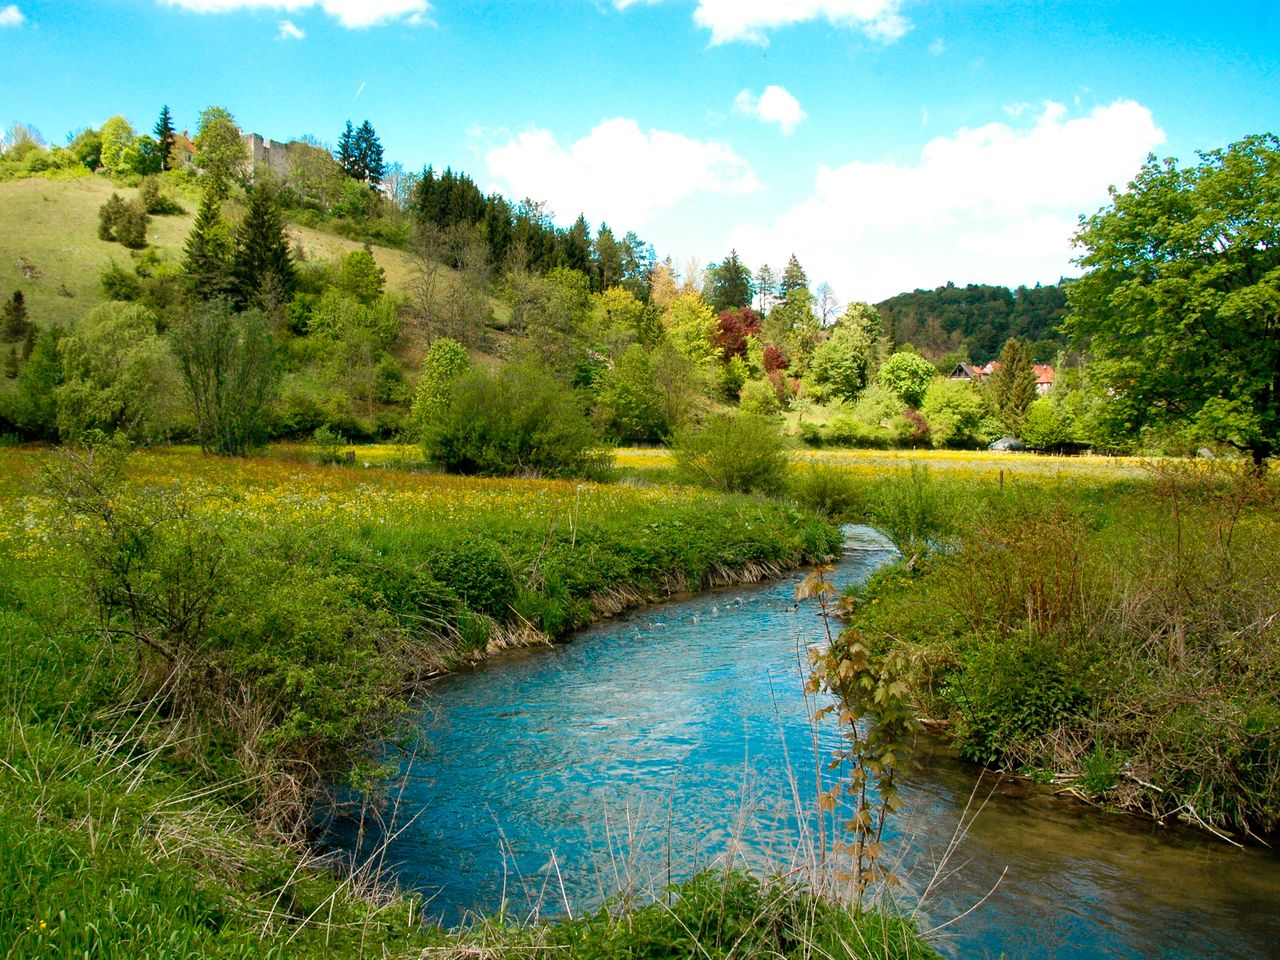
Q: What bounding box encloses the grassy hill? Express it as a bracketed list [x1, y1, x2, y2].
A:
[0, 174, 423, 330]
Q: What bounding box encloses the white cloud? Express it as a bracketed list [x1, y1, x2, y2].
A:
[690, 0, 910, 45]
[928, 37, 945, 55]
[277, 18, 304, 38]
[729, 99, 1166, 301]
[734, 85, 807, 135]
[0, 5, 24, 27]
[159, 0, 428, 28]
[484, 118, 760, 228]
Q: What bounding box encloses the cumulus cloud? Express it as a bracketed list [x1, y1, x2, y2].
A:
[277, 18, 304, 38]
[729, 99, 1166, 301]
[0, 5, 24, 27]
[734, 86, 807, 135]
[484, 118, 760, 228]
[691, 0, 910, 45]
[159, 0, 428, 28]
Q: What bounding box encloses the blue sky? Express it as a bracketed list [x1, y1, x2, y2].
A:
[2, 0, 1277, 302]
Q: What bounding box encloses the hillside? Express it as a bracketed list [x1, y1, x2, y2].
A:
[0, 174, 422, 330]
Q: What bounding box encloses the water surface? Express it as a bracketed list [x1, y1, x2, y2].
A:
[332, 526, 1280, 959]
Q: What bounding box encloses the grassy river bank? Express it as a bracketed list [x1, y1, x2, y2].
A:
[1, 442, 945, 959]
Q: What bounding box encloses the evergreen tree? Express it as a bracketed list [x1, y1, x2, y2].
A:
[21, 323, 35, 362]
[2, 290, 30, 342]
[183, 186, 234, 301]
[706, 249, 753, 313]
[98, 193, 128, 241]
[354, 120, 385, 184]
[4, 345, 17, 379]
[336, 121, 357, 178]
[780, 254, 808, 297]
[153, 105, 176, 172]
[231, 179, 295, 307]
[754, 263, 777, 314]
[990, 337, 1038, 433]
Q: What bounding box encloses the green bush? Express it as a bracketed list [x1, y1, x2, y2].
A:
[673, 413, 788, 495]
[424, 360, 610, 480]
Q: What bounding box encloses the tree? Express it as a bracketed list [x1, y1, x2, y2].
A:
[713, 307, 762, 362]
[183, 185, 234, 301]
[1066, 134, 1280, 464]
[989, 337, 1038, 433]
[780, 253, 808, 297]
[1, 290, 30, 342]
[809, 323, 875, 403]
[8, 326, 64, 440]
[231, 178, 295, 307]
[816, 282, 840, 326]
[411, 337, 470, 431]
[171, 301, 280, 456]
[353, 120, 386, 185]
[334, 247, 385, 305]
[878, 352, 935, 410]
[98, 116, 135, 176]
[921, 379, 987, 448]
[596, 344, 668, 442]
[705, 249, 753, 312]
[336, 121, 357, 178]
[193, 106, 245, 192]
[1020, 396, 1073, 451]
[754, 263, 777, 315]
[664, 293, 719, 369]
[153, 105, 176, 171]
[55, 303, 170, 440]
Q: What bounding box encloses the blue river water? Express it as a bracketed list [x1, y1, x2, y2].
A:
[329, 526, 1280, 959]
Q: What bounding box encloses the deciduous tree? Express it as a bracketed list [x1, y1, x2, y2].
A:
[1066, 133, 1280, 464]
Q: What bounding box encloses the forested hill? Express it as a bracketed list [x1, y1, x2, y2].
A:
[875, 281, 1069, 363]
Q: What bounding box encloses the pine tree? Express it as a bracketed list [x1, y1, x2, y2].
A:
[3, 345, 17, 379]
[780, 254, 808, 297]
[21, 323, 35, 361]
[336, 121, 358, 179]
[98, 193, 127, 241]
[706, 249, 753, 313]
[231, 179, 295, 307]
[991, 337, 1038, 433]
[2, 290, 30, 342]
[354, 120, 385, 184]
[183, 186, 234, 301]
[754, 264, 777, 314]
[153, 105, 176, 172]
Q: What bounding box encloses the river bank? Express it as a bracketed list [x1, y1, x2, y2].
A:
[6, 442, 923, 959]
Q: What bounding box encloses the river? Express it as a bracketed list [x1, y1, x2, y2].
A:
[329, 526, 1280, 959]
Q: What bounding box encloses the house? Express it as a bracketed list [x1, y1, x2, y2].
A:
[172, 131, 196, 168]
[949, 360, 1056, 395]
[1033, 364, 1056, 395]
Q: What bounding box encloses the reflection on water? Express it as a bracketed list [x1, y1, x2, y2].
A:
[329, 527, 1280, 959]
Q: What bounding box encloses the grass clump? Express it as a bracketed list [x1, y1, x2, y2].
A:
[839, 461, 1280, 836]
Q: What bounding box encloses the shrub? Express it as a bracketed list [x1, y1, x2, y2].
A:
[788, 461, 868, 519]
[595, 344, 668, 443]
[739, 377, 781, 416]
[673, 412, 788, 495]
[424, 360, 610, 480]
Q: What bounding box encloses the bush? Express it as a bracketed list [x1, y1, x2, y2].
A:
[673, 413, 788, 495]
[424, 360, 610, 480]
[788, 461, 867, 519]
[739, 377, 781, 416]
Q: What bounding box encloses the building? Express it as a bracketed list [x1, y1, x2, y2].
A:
[949, 360, 1056, 395]
[242, 133, 290, 179]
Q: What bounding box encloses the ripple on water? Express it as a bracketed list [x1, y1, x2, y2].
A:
[327, 526, 1280, 959]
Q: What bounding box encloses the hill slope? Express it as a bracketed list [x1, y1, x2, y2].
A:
[0, 175, 421, 330]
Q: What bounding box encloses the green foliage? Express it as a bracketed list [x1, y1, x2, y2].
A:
[921, 378, 987, 448]
[595, 344, 668, 442]
[705, 249, 753, 312]
[663, 292, 719, 369]
[138, 175, 184, 215]
[1, 289, 30, 342]
[412, 336, 471, 431]
[55, 302, 170, 440]
[98, 116, 135, 176]
[878, 352, 935, 410]
[231, 178, 295, 307]
[183, 185, 235, 301]
[1020, 396, 1073, 450]
[171, 301, 280, 455]
[739, 377, 781, 416]
[673, 412, 788, 495]
[194, 106, 246, 192]
[989, 337, 1038, 433]
[952, 636, 1088, 764]
[99, 259, 144, 301]
[424, 360, 609, 479]
[787, 461, 867, 519]
[1066, 133, 1280, 463]
[5, 326, 63, 439]
[869, 465, 955, 562]
[333, 247, 385, 304]
[809, 319, 875, 403]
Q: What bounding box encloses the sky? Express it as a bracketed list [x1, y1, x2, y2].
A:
[2, 0, 1277, 303]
